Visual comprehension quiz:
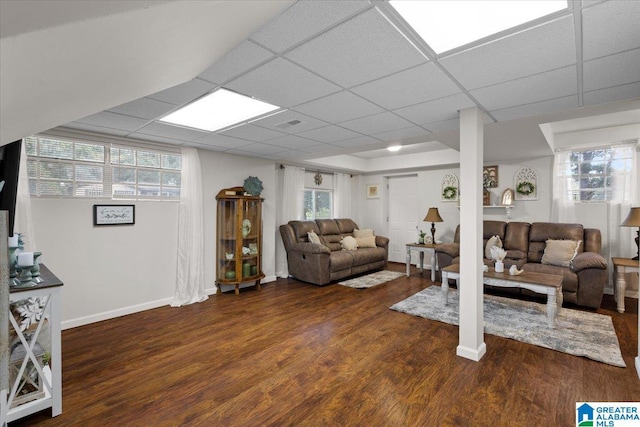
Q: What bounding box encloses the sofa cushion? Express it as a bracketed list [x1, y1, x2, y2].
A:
[356, 235, 377, 248]
[353, 228, 374, 238]
[307, 231, 322, 245]
[485, 235, 502, 259]
[528, 223, 584, 263]
[349, 247, 387, 267]
[341, 236, 358, 250]
[335, 218, 359, 234]
[289, 221, 321, 243]
[329, 250, 354, 271]
[541, 239, 581, 268]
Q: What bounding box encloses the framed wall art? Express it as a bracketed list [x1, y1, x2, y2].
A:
[366, 184, 380, 199]
[93, 204, 135, 226]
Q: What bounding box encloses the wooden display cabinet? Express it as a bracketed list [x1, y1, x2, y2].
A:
[215, 187, 264, 295]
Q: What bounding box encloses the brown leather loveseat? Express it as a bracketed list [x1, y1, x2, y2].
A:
[436, 221, 608, 308]
[279, 218, 389, 285]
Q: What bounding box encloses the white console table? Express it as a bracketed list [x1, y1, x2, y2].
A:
[5, 265, 62, 423]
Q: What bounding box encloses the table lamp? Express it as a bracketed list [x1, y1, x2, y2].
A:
[621, 207, 640, 260]
[423, 207, 443, 243]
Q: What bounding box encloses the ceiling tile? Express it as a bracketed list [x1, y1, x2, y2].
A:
[135, 122, 208, 141]
[351, 63, 460, 109]
[76, 111, 148, 132]
[583, 82, 640, 106]
[297, 125, 361, 143]
[583, 48, 640, 92]
[250, 0, 370, 53]
[331, 135, 380, 148]
[582, 0, 640, 61]
[293, 91, 384, 123]
[198, 40, 274, 84]
[301, 144, 341, 154]
[146, 78, 216, 105]
[192, 133, 253, 149]
[490, 95, 578, 122]
[225, 58, 340, 107]
[126, 133, 187, 147]
[471, 66, 577, 111]
[439, 15, 575, 90]
[394, 93, 475, 125]
[267, 134, 318, 150]
[230, 142, 289, 155]
[373, 126, 431, 142]
[220, 124, 286, 142]
[422, 118, 460, 134]
[107, 97, 176, 120]
[285, 8, 427, 88]
[339, 112, 414, 134]
[62, 122, 130, 137]
[251, 110, 327, 134]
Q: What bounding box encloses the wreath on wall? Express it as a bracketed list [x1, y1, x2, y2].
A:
[442, 186, 458, 200]
[516, 181, 535, 196]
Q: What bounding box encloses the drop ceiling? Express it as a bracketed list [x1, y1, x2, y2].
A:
[44, 0, 640, 172]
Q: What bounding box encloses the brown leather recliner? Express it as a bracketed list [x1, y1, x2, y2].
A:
[436, 221, 608, 308]
[279, 218, 389, 286]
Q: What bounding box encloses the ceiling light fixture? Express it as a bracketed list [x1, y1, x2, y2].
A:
[387, 145, 402, 152]
[159, 88, 281, 132]
[389, 0, 567, 54]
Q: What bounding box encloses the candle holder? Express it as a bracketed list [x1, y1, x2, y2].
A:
[8, 246, 21, 287]
[16, 264, 36, 287]
[30, 251, 44, 284]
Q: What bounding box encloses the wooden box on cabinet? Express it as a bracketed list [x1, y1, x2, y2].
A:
[215, 187, 264, 295]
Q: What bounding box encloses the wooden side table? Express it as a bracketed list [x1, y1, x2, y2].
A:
[612, 257, 639, 313]
[406, 243, 438, 281]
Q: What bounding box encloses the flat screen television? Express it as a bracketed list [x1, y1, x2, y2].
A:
[0, 140, 22, 237]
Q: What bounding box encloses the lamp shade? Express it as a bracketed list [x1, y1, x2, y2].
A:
[423, 207, 443, 223]
[621, 207, 640, 227]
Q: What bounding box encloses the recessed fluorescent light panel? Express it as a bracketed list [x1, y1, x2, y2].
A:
[160, 88, 281, 132]
[387, 145, 402, 152]
[389, 0, 567, 54]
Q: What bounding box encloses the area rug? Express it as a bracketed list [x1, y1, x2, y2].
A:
[390, 286, 625, 367]
[338, 270, 405, 289]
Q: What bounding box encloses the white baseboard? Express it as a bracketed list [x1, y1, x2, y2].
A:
[456, 342, 487, 361]
[62, 296, 173, 330]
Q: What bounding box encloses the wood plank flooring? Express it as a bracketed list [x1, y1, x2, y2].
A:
[10, 262, 640, 426]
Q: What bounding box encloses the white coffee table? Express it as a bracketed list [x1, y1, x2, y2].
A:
[441, 264, 563, 328]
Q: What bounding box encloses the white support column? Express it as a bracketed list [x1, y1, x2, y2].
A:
[636, 258, 640, 380]
[457, 107, 486, 361]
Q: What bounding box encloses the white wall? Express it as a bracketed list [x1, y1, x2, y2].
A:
[29, 148, 277, 328]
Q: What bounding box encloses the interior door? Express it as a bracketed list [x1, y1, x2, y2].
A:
[388, 175, 418, 263]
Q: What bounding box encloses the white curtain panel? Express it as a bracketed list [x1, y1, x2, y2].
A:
[607, 143, 637, 262]
[171, 147, 208, 307]
[276, 165, 305, 278]
[551, 149, 576, 223]
[333, 172, 351, 218]
[14, 140, 37, 250]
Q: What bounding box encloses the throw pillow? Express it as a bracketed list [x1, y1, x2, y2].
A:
[485, 235, 503, 259]
[307, 231, 321, 245]
[355, 235, 376, 248]
[541, 239, 582, 268]
[341, 235, 359, 250]
[353, 228, 374, 238]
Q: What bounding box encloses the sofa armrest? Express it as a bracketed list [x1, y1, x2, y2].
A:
[436, 243, 459, 258]
[375, 235, 389, 248]
[290, 242, 331, 255]
[572, 251, 607, 272]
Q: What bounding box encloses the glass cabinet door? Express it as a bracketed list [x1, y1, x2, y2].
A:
[217, 199, 237, 282]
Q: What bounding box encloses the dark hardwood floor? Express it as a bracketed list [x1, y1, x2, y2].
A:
[11, 262, 640, 426]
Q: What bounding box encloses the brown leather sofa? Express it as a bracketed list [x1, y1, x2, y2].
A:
[436, 221, 608, 308]
[279, 218, 389, 285]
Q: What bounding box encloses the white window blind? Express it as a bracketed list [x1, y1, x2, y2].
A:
[25, 136, 181, 200]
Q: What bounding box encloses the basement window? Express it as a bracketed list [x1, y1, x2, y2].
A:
[25, 135, 181, 200]
[561, 143, 635, 202]
[304, 189, 333, 220]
